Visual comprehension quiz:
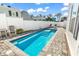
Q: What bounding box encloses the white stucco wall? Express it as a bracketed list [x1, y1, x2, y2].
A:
[6, 17, 24, 29]
[66, 30, 79, 56]
[76, 32, 79, 55]
[66, 3, 79, 56]
[23, 21, 66, 30]
[0, 13, 7, 29]
[23, 21, 51, 30]
[65, 31, 77, 56]
[0, 13, 24, 30]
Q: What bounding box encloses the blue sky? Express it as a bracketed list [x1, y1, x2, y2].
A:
[2, 3, 69, 16]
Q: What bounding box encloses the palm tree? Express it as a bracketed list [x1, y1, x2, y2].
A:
[46, 16, 53, 21]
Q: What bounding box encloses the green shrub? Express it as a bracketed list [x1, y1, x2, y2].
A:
[16, 28, 24, 34]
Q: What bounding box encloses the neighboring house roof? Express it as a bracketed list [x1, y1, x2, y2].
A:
[21, 11, 32, 20]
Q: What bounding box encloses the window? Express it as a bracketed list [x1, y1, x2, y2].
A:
[73, 6, 79, 40]
[8, 11, 12, 16]
[16, 12, 18, 17]
[69, 4, 74, 33]
[69, 4, 78, 34]
[70, 18, 75, 33]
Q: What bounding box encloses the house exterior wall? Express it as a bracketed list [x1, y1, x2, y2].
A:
[0, 13, 24, 30]
[0, 6, 21, 17]
[6, 17, 24, 29]
[66, 3, 79, 56]
[0, 13, 7, 29]
[0, 6, 24, 31]
[76, 31, 79, 55]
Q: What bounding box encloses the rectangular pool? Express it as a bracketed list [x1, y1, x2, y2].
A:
[10, 28, 57, 56]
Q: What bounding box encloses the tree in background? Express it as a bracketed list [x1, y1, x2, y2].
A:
[55, 13, 62, 21]
[46, 16, 56, 21]
[46, 16, 52, 21]
[52, 17, 56, 22]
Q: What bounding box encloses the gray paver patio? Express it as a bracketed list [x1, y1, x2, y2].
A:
[40, 28, 70, 56]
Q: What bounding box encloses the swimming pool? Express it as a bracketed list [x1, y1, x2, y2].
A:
[10, 28, 57, 56]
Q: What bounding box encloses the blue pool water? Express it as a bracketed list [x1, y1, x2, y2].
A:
[11, 28, 56, 56]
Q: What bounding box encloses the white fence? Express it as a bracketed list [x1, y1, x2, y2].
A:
[23, 21, 51, 30]
[23, 21, 67, 30]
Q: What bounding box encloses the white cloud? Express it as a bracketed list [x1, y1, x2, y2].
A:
[27, 6, 50, 14]
[27, 8, 36, 13]
[63, 3, 69, 6]
[45, 6, 50, 9]
[61, 7, 68, 11]
[63, 12, 68, 16]
[37, 8, 46, 12]
[61, 3, 69, 16]
[37, 6, 49, 12]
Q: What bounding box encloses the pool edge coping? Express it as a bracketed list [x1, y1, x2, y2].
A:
[4, 40, 28, 56]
